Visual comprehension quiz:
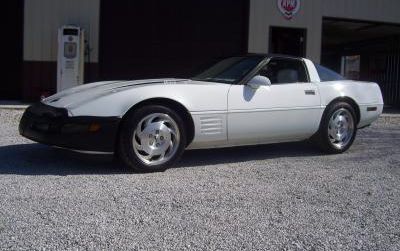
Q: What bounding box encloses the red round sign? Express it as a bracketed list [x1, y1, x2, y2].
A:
[278, 0, 301, 20]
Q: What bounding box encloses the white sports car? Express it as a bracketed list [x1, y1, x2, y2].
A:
[20, 55, 383, 172]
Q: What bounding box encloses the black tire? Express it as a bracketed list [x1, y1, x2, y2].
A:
[313, 102, 357, 154]
[117, 105, 187, 172]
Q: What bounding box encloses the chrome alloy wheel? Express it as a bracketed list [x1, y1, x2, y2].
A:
[328, 108, 355, 149]
[133, 113, 180, 166]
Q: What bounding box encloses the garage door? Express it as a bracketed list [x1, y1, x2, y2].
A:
[3, 0, 23, 99]
[322, 18, 400, 106]
[99, 0, 249, 80]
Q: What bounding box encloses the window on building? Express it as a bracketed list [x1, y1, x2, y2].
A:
[341, 55, 361, 80]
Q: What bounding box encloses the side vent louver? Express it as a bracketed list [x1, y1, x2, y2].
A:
[199, 116, 223, 135]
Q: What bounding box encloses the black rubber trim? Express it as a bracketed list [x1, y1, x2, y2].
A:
[367, 107, 378, 112]
[358, 124, 371, 129]
[110, 79, 188, 91]
[19, 103, 120, 152]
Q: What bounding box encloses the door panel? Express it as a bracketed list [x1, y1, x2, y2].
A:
[227, 83, 322, 145]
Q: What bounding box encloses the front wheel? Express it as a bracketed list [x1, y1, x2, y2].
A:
[314, 102, 357, 154]
[117, 105, 187, 172]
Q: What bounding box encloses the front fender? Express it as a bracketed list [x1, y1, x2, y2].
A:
[68, 83, 230, 117]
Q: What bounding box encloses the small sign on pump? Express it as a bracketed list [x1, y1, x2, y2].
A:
[57, 25, 85, 92]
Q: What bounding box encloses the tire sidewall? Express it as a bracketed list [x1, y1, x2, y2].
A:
[119, 105, 187, 172]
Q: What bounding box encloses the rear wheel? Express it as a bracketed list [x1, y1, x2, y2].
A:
[314, 102, 357, 154]
[117, 105, 186, 172]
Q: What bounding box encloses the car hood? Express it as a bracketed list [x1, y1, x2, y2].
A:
[42, 78, 189, 109]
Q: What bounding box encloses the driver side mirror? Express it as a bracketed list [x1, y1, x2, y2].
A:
[247, 75, 271, 89]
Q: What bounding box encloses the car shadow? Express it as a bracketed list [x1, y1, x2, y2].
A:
[0, 144, 123, 176]
[177, 141, 321, 168]
[0, 142, 322, 175]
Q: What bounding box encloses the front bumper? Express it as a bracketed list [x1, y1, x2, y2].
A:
[19, 102, 120, 153]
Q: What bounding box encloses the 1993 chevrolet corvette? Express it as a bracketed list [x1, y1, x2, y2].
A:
[20, 54, 383, 172]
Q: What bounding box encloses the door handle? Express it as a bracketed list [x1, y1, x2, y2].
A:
[304, 90, 316, 95]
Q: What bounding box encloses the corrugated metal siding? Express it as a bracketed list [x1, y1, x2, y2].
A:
[378, 38, 400, 106]
[248, 0, 400, 63]
[24, 0, 100, 62]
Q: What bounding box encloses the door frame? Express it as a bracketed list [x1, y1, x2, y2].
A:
[268, 26, 307, 57]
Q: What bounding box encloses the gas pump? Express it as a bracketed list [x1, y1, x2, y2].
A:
[57, 25, 85, 92]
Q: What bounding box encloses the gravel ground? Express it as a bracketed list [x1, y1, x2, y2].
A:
[0, 109, 399, 250]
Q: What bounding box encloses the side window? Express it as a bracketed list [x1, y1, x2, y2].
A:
[315, 64, 346, 82]
[258, 58, 309, 84]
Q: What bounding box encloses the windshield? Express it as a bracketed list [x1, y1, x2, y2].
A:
[192, 56, 265, 84]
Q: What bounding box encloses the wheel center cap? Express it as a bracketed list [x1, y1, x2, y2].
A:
[150, 128, 170, 148]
